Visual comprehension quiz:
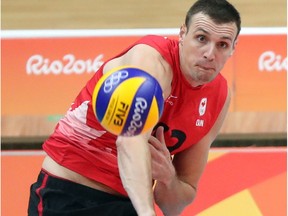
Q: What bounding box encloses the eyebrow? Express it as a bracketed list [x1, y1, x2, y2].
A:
[195, 27, 233, 42]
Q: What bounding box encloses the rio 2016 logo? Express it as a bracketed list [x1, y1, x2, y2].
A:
[123, 97, 148, 136]
[258, 51, 287, 72]
[26, 54, 104, 75]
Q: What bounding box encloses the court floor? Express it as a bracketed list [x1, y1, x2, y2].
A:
[2, 147, 287, 216]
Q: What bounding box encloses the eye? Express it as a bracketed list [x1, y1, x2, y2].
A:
[196, 35, 206, 43]
[218, 41, 229, 49]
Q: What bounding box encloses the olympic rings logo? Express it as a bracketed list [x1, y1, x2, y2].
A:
[103, 70, 129, 93]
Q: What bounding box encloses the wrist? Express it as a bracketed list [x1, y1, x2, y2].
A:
[159, 169, 177, 188]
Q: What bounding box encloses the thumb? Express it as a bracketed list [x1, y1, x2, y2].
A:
[155, 126, 165, 145]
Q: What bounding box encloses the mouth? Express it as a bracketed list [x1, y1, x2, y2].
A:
[196, 65, 215, 72]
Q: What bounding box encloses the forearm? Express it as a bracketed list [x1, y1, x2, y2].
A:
[117, 136, 155, 216]
[154, 176, 196, 216]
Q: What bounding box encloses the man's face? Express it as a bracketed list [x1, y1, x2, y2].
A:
[179, 12, 238, 87]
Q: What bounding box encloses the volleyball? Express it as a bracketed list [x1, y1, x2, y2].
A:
[92, 66, 164, 136]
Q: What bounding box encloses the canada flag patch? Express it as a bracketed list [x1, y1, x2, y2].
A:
[199, 98, 207, 116]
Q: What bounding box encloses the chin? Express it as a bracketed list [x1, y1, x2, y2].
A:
[198, 76, 212, 84]
[203, 73, 218, 83]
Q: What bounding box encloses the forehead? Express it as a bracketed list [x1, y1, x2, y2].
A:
[188, 13, 238, 41]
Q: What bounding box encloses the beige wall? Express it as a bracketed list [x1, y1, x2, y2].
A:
[1, 0, 287, 140]
[2, 0, 287, 29]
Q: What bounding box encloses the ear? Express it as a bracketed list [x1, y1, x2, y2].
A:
[179, 24, 187, 43]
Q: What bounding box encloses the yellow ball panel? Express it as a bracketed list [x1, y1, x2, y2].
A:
[141, 96, 159, 133]
[101, 77, 146, 135]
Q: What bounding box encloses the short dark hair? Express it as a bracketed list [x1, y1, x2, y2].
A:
[185, 0, 241, 38]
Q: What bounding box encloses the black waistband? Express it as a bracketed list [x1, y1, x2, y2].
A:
[38, 169, 130, 202]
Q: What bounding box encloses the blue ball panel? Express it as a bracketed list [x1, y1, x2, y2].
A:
[121, 78, 156, 136]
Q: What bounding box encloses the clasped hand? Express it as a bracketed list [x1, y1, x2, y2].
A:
[148, 127, 176, 185]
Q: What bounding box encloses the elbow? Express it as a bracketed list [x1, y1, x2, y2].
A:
[179, 184, 197, 212]
[179, 189, 197, 215]
[183, 186, 197, 210]
[158, 184, 197, 216]
[187, 183, 198, 206]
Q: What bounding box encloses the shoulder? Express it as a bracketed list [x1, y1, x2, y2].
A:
[125, 44, 173, 99]
[138, 35, 172, 44]
[104, 37, 173, 99]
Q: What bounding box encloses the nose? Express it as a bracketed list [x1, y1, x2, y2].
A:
[203, 44, 216, 61]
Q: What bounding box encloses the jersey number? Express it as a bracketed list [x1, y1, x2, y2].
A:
[153, 122, 186, 153]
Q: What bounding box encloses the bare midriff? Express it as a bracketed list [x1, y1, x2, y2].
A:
[42, 155, 124, 197]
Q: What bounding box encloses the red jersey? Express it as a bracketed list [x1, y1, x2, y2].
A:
[43, 35, 228, 196]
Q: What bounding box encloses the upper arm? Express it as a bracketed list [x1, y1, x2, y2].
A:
[172, 88, 231, 190]
[103, 44, 172, 99]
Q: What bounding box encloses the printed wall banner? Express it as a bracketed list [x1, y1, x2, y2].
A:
[2, 28, 287, 137]
[232, 34, 287, 111]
